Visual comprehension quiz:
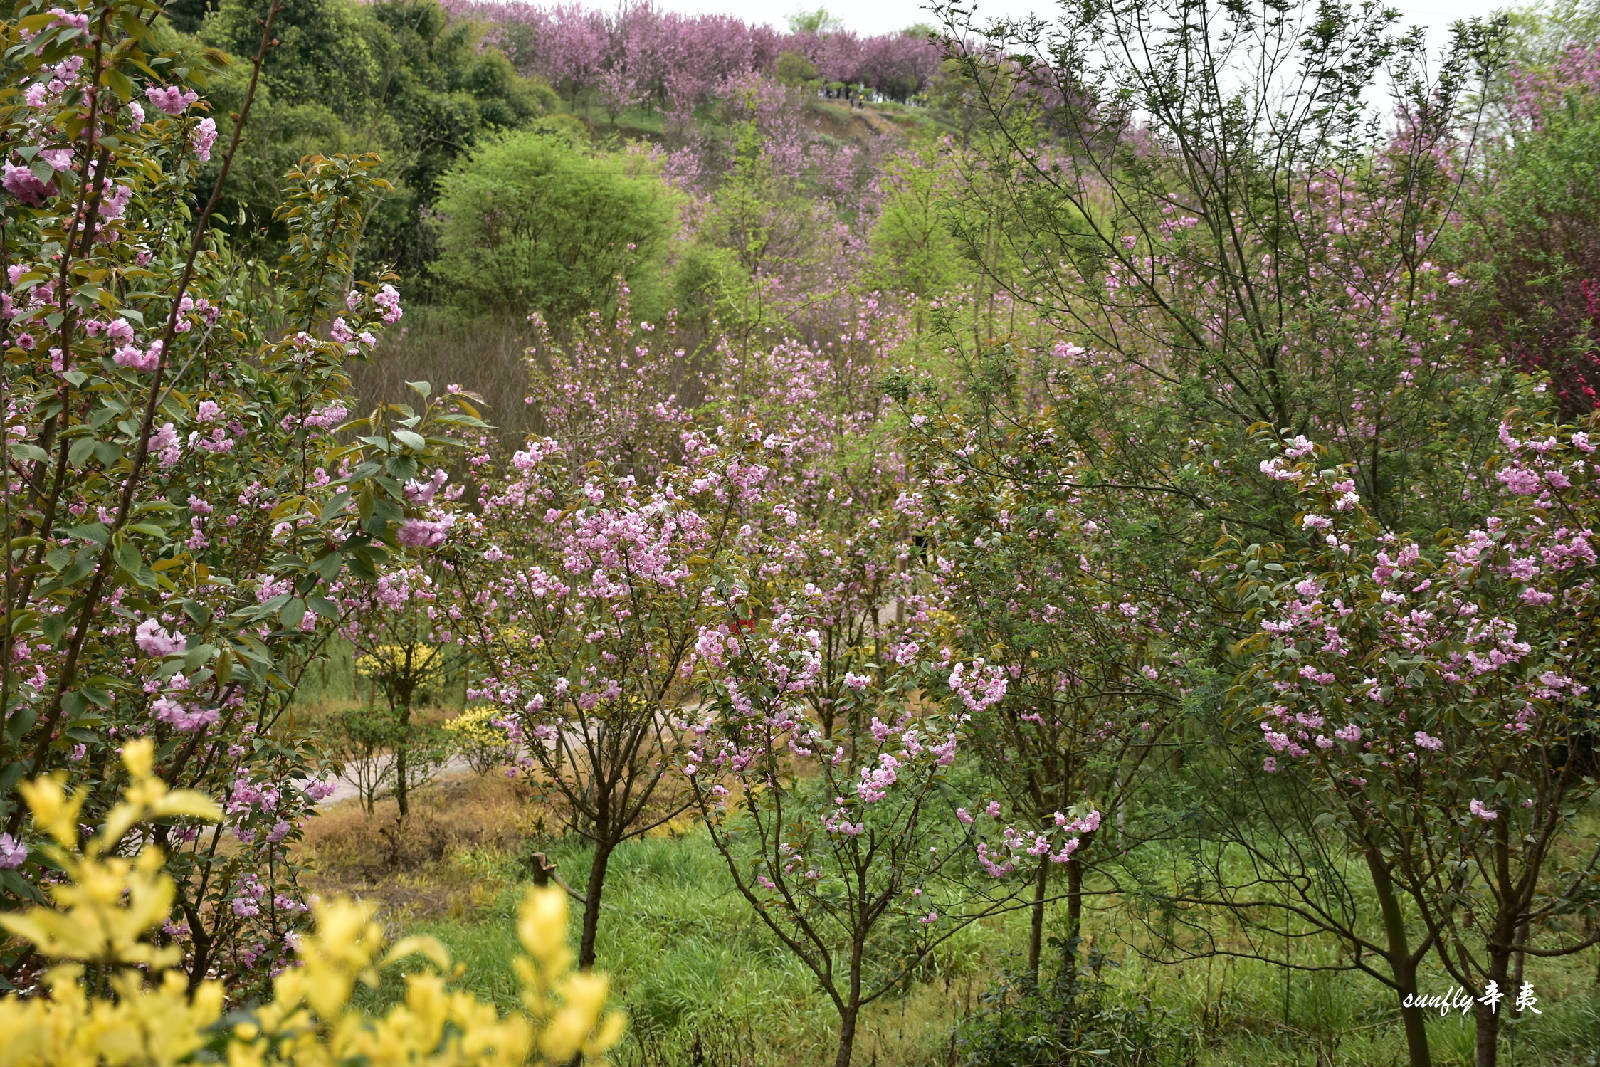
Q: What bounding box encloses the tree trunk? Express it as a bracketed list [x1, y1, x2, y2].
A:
[1365, 849, 1431, 1067]
[1473, 998, 1502, 1067]
[1062, 860, 1083, 978]
[395, 702, 411, 818]
[1509, 916, 1530, 1013]
[578, 838, 615, 970]
[836, 939, 864, 1067]
[185, 918, 211, 993]
[1475, 912, 1517, 1067]
[1027, 858, 1049, 982]
[835, 1002, 859, 1067]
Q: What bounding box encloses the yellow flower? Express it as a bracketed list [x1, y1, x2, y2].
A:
[2, 768, 626, 1067]
[517, 886, 572, 967]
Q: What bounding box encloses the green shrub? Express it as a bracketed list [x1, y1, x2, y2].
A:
[432, 130, 677, 322]
[957, 959, 1195, 1067]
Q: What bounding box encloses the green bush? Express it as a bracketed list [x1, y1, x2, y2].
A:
[323, 707, 451, 814]
[957, 959, 1195, 1067]
[432, 130, 677, 322]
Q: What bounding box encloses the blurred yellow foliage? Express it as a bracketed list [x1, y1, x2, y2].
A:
[0, 740, 624, 1066]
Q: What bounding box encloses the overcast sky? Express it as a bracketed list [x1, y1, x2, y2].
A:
[637, 0, 1514, 42]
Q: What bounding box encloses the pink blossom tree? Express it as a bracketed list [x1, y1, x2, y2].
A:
[1221, 422, 1600, 1067]
[684, 578, 1075, 1067]
[899, 396, 1185, 980]
[0, 0, 480, 988]
[454, 427, 782, 967]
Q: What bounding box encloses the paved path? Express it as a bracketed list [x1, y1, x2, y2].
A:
[307, 697, 716, 810]
[311, 753, 477, 810]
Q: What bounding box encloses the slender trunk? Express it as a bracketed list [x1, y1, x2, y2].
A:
[1027, 858, 1049, 982]
[395, 702, 411, 818]
[1509, 916, 1530, 1012]
[1473, 997, 1502, 1067]
[835, 938, 864, 1067]
[185, 925, 211, 994]
[1062, 860, 1083, 977]
[835, 1002, 859, 1067]
[1366, 849, 1431, 1067]
[1475, 913, 1517, 1067]
[578, 837, 615, 969]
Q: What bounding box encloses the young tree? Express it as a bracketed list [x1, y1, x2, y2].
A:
[455, 428, 778, 968]
[866, 137, 974, 302]
[342, 563, 457, 818]
[1219, 424, 1600, 1067]
[1, 0, 477, 986]
[685, 580, 1061, 1067]
[931, 0, 1513, 537]
[900, 401, 1183, 979]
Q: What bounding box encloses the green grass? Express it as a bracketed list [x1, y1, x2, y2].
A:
[290, 634, 363, 714]
[334, 812, 1600, 1067]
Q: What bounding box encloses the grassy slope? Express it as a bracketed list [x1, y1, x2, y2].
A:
[305, 771, 1600, 1066]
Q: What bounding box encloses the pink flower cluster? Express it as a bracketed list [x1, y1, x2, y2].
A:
[145, 84, 198, 116]
[134, 618, 185, 657]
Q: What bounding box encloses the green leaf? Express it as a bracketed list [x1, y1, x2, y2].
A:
[105, 69, 134, 104]
[393, 429, 426, 452]
[4, 704, 39, 745]
[7, 444, 48, 464]
[320, 491, 353, 522]
[61, 690, 88, 723]
[184, 643, 218, 672]
[65, 522, 110, 546]
[113, 540, 142, 576]
[58, 553, 97, 588]
[312, 551, 344, 581]
[41, 613, 70, 644]
[278, 598, 308, 631]
[385, 455, 418, 483]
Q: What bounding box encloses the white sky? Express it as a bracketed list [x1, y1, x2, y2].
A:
[642, 0, 1515, 43]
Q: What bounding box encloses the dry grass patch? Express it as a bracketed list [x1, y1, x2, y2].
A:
[300, 770, 550, 915]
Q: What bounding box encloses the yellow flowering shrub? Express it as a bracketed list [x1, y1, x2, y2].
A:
[355, 642, 446, 691]
[0, 740, 625, 1066]
[443, 705, 516, 775]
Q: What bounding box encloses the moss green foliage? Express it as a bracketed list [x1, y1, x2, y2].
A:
[867, 136, 973, 299]
[432, 129, 678, 321]
[194, 0, 552, 281]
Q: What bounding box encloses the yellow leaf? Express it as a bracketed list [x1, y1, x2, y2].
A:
[122, 738, 156, 780]
[380, 935, 452, 972]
